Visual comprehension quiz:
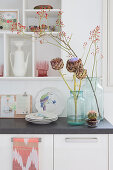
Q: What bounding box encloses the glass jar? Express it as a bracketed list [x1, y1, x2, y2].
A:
[67, 91, 85, 125]
[82, 78, 104, 120]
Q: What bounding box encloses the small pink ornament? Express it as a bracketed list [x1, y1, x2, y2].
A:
[36, 61, 49, 77]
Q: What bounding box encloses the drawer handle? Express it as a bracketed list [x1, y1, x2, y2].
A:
[11, 138, 42, 142]
[65, 137, 98, 143]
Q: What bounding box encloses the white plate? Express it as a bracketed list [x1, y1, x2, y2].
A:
[26, 119, 52, 124]
[25, 118, 53, 123]
[25, 116, 58, 124]
[25, 117, 58, 122]
[35, 87, 65, 116]
[25, 116, 58, 122]
[25, 112, 58, 120]
[29, 121, 53, 125]
[25, 112, 58, 125]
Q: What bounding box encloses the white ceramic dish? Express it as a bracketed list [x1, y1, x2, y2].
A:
[25, 119, 53, 125]
[25, 112, 58, 124]
[26, 112, 58, 120]
[35, 87, 65, 116]
[25, 117, 58, 124]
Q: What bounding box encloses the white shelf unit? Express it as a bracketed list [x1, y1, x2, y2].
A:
[23, 9, 61, 32]
[0, 0, 62, 79]
[23, 0, 61, 10]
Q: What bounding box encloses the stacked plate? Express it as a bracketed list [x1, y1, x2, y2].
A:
[25, 112, 58, 124]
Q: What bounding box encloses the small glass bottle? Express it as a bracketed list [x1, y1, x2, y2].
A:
[67, 91, 85, 125]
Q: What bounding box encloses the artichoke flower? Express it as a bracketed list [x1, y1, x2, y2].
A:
[50, 58, 64, 70]
[76, 69, 87, 80]
[66, 57, 87, 80]
[66, 57, 83, 73]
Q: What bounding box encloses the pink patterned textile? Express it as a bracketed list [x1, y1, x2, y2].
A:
[12, 138, 39, 170]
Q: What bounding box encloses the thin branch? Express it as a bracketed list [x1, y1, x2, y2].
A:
[73, 73, 77, 91]
[51, 34, 78, 57]
[91, 42, 97, 78]
[77, 80, 82, 99]
[58, 70, 72, 91]
[49, 33, 71, 52]
[87, 75, 101, 118]
[46, 41, 73, 56]
[83, 41, 93, 66]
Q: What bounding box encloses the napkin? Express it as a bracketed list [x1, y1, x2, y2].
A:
[12, 138, 39, 170]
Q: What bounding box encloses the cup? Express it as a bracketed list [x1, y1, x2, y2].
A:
[36, 61, 49, 77]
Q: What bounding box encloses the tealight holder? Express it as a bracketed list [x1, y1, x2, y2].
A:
[36, 61, 49, 77]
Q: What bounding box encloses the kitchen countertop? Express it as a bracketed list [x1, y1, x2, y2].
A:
[0, 118, 113, 134]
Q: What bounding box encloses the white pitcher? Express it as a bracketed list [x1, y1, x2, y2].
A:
[10, 41, 29, 77]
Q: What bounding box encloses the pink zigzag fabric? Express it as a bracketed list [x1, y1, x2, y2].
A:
[12, 138, 39, 170]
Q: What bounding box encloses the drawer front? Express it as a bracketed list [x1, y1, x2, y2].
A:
[0, 134, 53, 170]
[54, 134, 108, 170]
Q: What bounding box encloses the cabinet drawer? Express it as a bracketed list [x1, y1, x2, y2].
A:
[0, 134, 53, 170]
[54, 134, 108, 170]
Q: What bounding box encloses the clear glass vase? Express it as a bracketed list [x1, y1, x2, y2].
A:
[82, 78, 104, 120]
[67, 91, 85, 125]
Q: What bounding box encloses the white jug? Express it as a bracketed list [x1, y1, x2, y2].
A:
[10, 41, 29, 77]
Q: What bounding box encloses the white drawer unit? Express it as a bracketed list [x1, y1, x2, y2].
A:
[54, 134, 108, 170]
[0, 134, 110, 170]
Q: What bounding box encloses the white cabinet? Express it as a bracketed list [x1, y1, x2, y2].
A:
[0, 134, 53, 170]
[54, 134, 108, 170]
[0, 134, 109, 170]
[109, 134, 113, 170]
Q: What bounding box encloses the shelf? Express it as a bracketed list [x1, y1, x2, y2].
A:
[24, 0, 61, 10]
[0, 31, 33, 35]
[24, 9, 61, 17]
[0, 76, 103, 81]
[0, 76, 73, 81]
[0, 31, 17, 34]
[0, 9, 18, 12]
[25, 31, 60, 35]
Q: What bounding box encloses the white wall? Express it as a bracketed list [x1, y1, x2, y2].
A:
[62, 0, 103, 77]
[0, 80, 112, 123]
[0, 0, 112, 124]
[0, 80, 70, 116]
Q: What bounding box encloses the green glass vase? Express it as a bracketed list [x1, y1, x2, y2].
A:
[67, 91, 85, 125]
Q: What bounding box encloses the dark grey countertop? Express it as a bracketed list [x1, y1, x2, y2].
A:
[0, 118, 113, 134]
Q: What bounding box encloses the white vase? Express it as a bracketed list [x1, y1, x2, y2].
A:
[10, 41, 29, 77]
